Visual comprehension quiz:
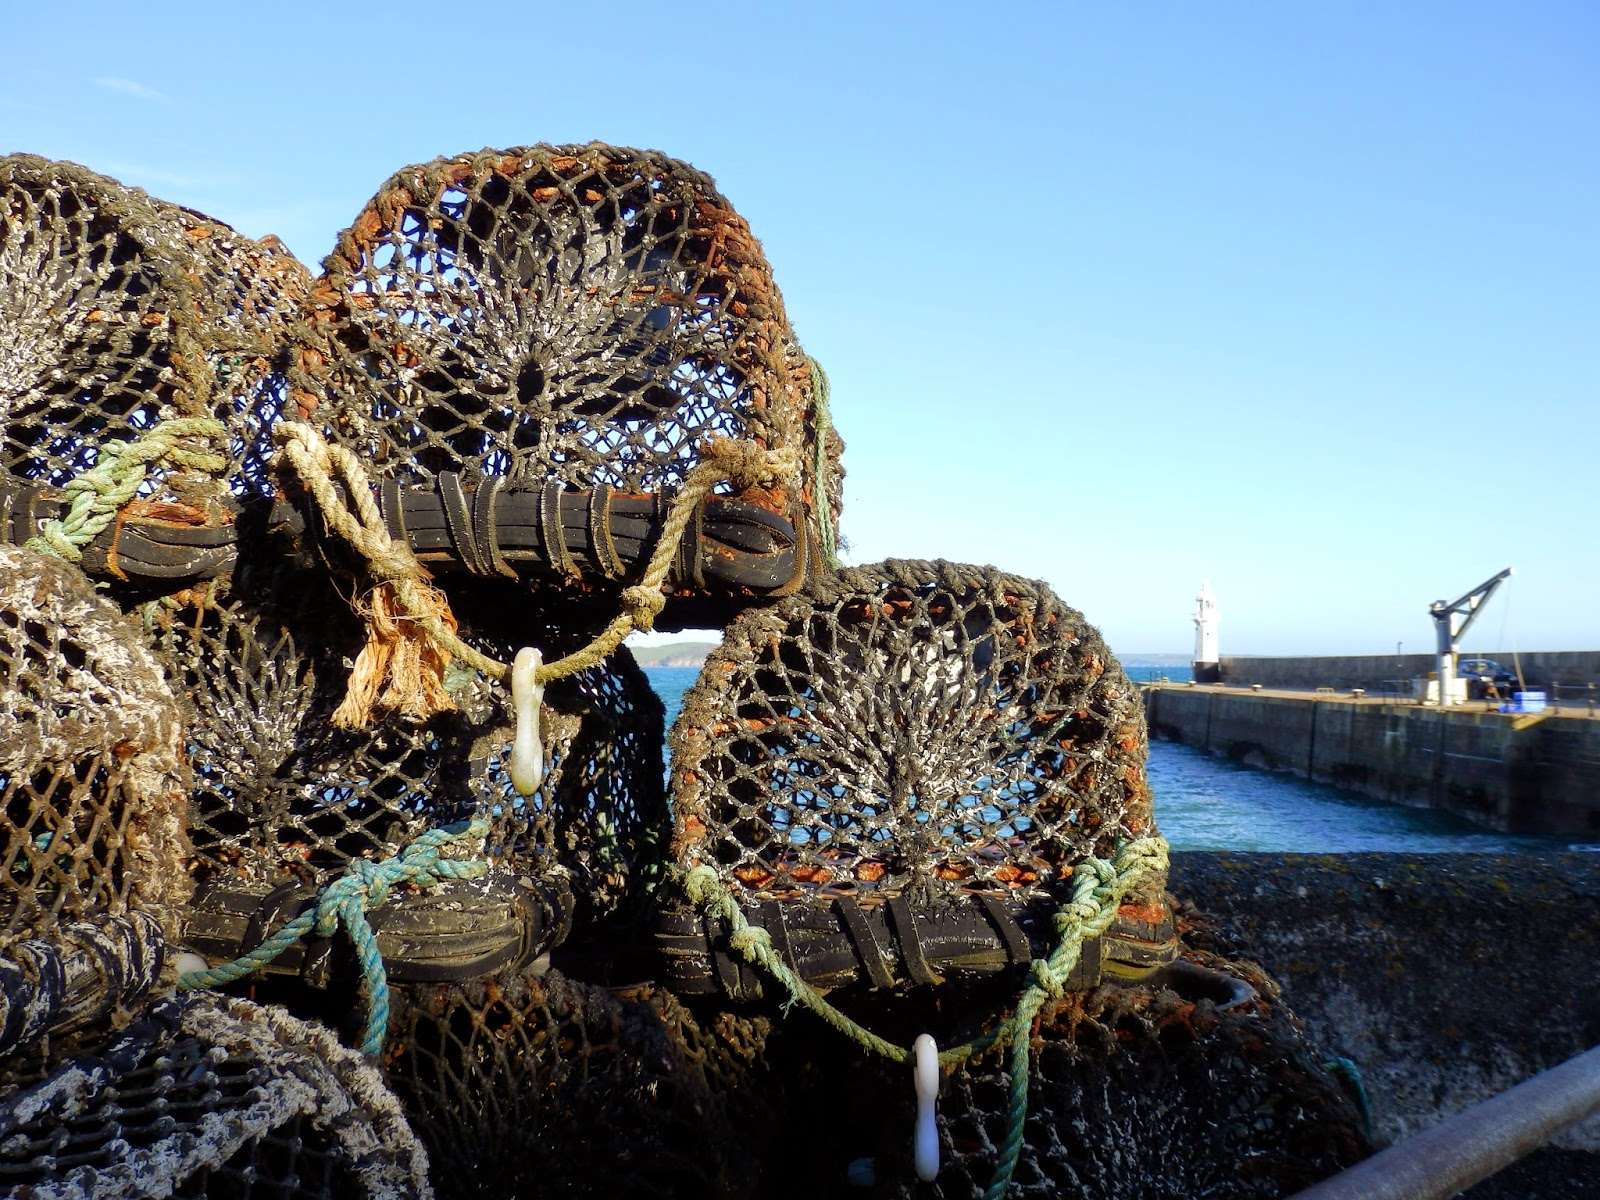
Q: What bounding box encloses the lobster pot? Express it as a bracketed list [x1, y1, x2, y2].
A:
[0, 546, 186, 1070]
[148, 565, 670, 986]
[936, 975, 1369, 1198]
[0, 545, 190, 942]
[0, 154, 311, 510]
[701, 966, 1368, 1200]
[381, 970, 752, 1200]
[300, 143, 842, 621]
[0, 993, 434, 1199]
[661, 560, 1170, 998]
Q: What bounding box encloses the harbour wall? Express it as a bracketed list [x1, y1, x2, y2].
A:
[1217, 651, 1600, 695]
[1143, 685, 1600, 835]
[1169, 851, 1600, 1169]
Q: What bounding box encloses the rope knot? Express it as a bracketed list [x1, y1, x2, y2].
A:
[27, 417, 229, 564]
[621, 584, 668, 631]
[701, 438, 798, 489]
[178, 818, 490, 1057]
[313, 858, 388, 936]
[1029, 957, 1067, 1002]
[272, 420, 488, 727]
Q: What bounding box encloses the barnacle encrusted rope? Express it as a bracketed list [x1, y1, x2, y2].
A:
[178, 819, 490, 1056]
[273, 420, 799, 727]
[683, 836, 1170, 1198]
[26, 417, 230, 562]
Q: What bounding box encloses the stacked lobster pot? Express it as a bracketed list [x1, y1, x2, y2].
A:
[660, 559, 1174, 999]
[0, 157, 436, 1198]
[0, 147, 1369, 1198]
[647, 561, 1366, 1197]
[0, 547, 188, 1076]
[275, 144, 849, 1195]
[0, 549, 432, 1197]
[299, 142, 842, 628]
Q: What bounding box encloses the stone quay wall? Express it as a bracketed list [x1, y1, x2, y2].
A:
[1217, 651, 1600, 697]
[1143, 685, 1600, 836]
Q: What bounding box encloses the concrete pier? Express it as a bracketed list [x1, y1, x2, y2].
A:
[1217, 651, 1600, 696]
[1170, 852, 1600, 1197]
[1144, 684, 1600, 836]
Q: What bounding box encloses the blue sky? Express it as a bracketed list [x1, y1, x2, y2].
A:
[6, 2, 1595, 655]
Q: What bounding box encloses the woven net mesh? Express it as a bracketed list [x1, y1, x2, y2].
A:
[381, 968, 749, 1199]
[660, 964, 1365, 1199]
[0, 992, 433, 1199]
[0, 155, 311, 502]
[670, 560, 1155, 906]
[302, 143, 840, 568]
[142, 561, 667, 929]
[930, 978, 1366, 1198]
[0, 545, 191, 945]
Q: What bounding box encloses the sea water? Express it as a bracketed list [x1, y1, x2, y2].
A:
[641, 666, 1585, 854]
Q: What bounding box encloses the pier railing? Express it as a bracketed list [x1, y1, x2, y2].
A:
[1289, 1043, 1600, 1200]
[1547, 682, 1600, 713]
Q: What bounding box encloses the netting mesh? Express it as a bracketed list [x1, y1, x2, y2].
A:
[0, 993, 433, 1199]
[931, 978, 1366, 1198]
[0, 146, 1373, 1199]
[301, 143, 841, 584]
[381, 968, 750, 1199]
[0, 545, 191, 945]
[0, 154, 310, 502]
[658, 964, 1366, 1199]
[145, 566, 667, 915]
[670, 560, 1155, 905]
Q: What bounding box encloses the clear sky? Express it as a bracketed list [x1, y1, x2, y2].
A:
[5, 2, 1595, 656]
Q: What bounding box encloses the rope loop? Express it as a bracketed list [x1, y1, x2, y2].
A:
[27, 417, 229, 563]
[271, 421, 802, 726]
[178, 818, 490, 1056]
[684, 835, 1170, 1196]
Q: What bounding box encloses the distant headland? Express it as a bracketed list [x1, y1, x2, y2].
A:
[630, 641, 720, 668]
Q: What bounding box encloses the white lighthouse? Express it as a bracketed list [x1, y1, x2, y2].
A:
[1192, 581, 1220, 683]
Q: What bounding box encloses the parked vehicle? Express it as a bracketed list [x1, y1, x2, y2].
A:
[1458, 657, 1517, 699]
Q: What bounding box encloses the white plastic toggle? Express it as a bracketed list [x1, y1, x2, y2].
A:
[913, 1032, 940, 1181]
[510, 647, 545, 796]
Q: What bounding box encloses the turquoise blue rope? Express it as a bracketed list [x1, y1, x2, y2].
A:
[1324, 1056, 1375, 1142]
[178, 819, 491, 1056]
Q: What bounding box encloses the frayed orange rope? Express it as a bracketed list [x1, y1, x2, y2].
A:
[274, 422, 801, 729]
[333, 580, 459, 729]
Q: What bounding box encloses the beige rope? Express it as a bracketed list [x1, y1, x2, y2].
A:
[272, 422, 798, 727]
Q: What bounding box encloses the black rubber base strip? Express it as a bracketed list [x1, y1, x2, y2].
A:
[655, 892, 1184, 1000]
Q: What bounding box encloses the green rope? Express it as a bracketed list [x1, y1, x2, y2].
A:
[805, 355, 840, 570]
[683, 836, 1169, 1196]
[1324, 1056, 1375, 1142]
[178, 819, 491, 1056]
[26, 417, 229, 562]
